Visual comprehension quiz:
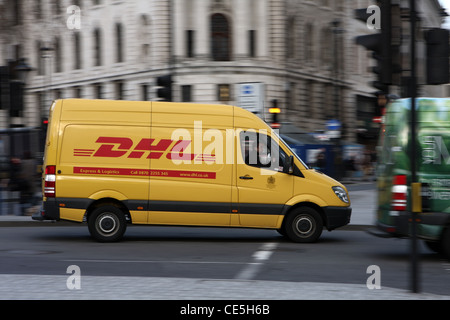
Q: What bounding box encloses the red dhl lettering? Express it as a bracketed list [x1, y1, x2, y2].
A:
[73, 137, 215, 162]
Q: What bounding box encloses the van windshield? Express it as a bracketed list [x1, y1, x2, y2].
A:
[272, 130, 309, 169]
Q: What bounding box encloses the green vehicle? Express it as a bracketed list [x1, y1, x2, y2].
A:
[375, 98, 450, 259]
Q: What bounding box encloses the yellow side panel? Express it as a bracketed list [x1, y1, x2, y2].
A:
[238, 214, 281, 228]
[56, 124, 151, 201]
[60, 208, 85, 222]
[130, 211, 148, 224]
[150, 212, 230, 226]
[148, 124, 233, 225]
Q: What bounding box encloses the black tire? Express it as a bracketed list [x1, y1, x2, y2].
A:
[276, 228, 286, 237]
[424, 240, 442, 254]
[442, 226, 450, 261]
[88, 205, 127, 242]
[284, 206, 323, 243]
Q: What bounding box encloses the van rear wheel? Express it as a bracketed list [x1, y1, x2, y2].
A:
[442, 226, 450, 260]
[284, 207, 323, 243]
[88, 205, 127, 242]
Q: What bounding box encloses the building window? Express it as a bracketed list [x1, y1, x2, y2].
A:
[248, 30, 256, 58]
[74, 32, 82, 69]
[14, 0, 22, 25]
[94, 28, 102, 66]
[186, 30, 195, 58]
[115, 80, 124, 100]
[320, 27, 332, 67]
[181, 85, 192, 102]
[115, 23, 124, 63]
[211, 13, 231, 61]
[141, 84, 149, 101]
[74, 86, 82, 98]
[287, 17, 295, 59]
[35, 0, 42, 20]
[304, 24, 313, 63]
[93, 83, 102, 99]
[218, 84, 230, 102]
[54, 37, 62, 73]
[36, 40, 44, 75]
[53, 0, 61, 15]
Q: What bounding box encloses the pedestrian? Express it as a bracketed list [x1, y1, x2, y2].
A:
[19, 152, 37, 215]
[315, 150, 327, 173]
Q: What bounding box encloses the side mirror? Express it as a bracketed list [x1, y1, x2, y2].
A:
[283, 155, 294, 174]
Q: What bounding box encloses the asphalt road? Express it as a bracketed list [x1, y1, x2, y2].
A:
[1, 182, 449, 299]
[1, 224, 449, 296]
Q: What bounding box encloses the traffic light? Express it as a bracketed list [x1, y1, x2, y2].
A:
[40, 117, 49, 145]
[41, 117, 49, 132]
[269, 99, 280, 128]
[425, 28, 450, 85]
[354, 0, 401, 90]
[156, 74, 172, 101]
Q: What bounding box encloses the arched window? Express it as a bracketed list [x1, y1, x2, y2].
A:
[94, 28, 102, 66]
[211, 13, 231, 61]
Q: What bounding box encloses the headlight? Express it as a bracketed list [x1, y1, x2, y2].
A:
[332, 186, 349, 203]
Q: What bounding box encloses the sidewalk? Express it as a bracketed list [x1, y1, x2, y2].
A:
[1, 274, 448, 300]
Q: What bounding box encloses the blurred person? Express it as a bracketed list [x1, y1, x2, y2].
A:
[8, 154, 36, 215]
[315, 149, 327, 173]
[19, 152, 37, 215]
[7, 157, 22, 192]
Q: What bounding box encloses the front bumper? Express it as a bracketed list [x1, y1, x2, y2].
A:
[32, 199, 60, 221]
[323, 206, 352, 230]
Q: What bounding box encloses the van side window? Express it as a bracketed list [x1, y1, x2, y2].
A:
[240, 131, 286, 172]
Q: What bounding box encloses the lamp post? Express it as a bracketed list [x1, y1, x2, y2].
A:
[40, 46, 53, 119]
[331, 19, 345, 180]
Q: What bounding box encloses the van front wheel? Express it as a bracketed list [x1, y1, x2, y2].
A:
[88, 205, 127, 242]
[284, 207, 323, 243]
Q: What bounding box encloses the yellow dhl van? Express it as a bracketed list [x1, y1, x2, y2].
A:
[34, 99, 351, 242]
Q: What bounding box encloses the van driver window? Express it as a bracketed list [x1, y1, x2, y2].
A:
[240, 131, 286, 172]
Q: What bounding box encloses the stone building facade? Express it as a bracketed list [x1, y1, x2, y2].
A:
[0, 0, 447, 144]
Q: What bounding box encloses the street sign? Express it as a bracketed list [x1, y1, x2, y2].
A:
[326, 119, 341, 131]
[236, 82, 264, 118]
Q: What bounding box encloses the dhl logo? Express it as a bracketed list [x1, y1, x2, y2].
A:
[74, 137, 215, 163]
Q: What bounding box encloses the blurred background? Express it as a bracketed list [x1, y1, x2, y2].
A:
[0, 0, 448, 214]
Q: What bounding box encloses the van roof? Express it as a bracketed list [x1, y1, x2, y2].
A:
[55, 99, 266, 129]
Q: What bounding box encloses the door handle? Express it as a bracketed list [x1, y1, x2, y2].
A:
[239, 175, 253, 180]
